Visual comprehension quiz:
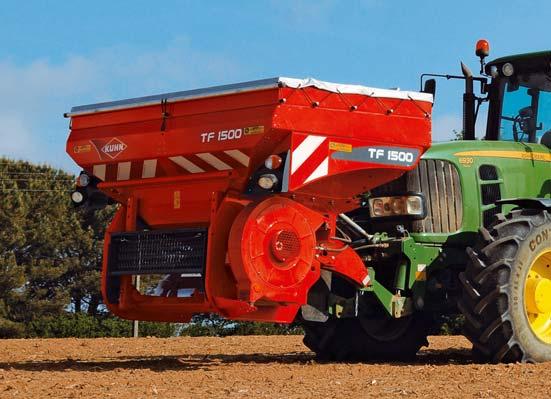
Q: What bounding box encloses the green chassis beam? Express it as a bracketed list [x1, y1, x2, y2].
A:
[364, 238, 440, 318]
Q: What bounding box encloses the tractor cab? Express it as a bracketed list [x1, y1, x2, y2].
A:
[484, 51, 551, 146]
[422, 41, 551, 148]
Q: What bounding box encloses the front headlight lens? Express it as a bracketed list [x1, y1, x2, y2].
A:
[406, 196, 424, 215]
[371, 198, 385, 216]
[368, 195, 425, 218]
[391, 198, 405, 214]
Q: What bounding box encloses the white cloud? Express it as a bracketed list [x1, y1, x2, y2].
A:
[0, 112, 35, 157]
[269, 0, 336, 27]
[0, 38, 243, 171]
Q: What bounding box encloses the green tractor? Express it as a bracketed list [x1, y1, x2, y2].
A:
[301, 40, 551, 363]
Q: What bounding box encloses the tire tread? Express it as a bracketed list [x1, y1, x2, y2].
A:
[460, 209, 551, 362]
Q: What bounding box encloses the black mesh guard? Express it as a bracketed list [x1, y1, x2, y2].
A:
[107, 228, 207, 276]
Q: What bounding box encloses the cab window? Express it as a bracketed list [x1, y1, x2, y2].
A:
[500, 81, 551, 143]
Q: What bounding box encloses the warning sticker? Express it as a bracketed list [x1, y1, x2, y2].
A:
[244, 125, 265, 135]
[329, 141, 352, 153]
[73, 144, 92, 154]
[415, 264, 427, 281]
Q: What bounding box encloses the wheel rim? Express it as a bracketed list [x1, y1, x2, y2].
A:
[525, 249, 551, 343]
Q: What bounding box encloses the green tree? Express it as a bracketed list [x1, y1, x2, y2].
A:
[0, 158, 104, 335]
[0, 160, 32, 335]
[0, 158, 174, 337]
[61, 206, 116, 315]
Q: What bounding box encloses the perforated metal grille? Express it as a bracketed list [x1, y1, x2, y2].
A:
[408, 159, 463, 233]
[108, 228, 207, 276]
[271, 230, 301, 262]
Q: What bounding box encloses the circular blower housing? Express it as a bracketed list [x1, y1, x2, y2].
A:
[228, 197, 325, 304]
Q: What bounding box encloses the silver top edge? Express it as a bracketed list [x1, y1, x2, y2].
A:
[66, 77, 281, 117]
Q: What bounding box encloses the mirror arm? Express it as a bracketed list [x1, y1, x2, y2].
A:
[419, 73, 486, 91]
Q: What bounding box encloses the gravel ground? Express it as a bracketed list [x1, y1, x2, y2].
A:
[0, 335, 549, 398]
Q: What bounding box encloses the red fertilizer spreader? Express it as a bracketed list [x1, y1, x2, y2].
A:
[66, 77, 432, 323]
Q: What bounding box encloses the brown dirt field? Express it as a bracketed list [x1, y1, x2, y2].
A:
[0, 335, 549, 398]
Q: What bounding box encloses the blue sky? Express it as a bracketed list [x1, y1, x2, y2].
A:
[1, 0, 550, 172]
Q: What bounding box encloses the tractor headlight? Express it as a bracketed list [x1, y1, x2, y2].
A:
[502, 62, 514, 77]
[406, 196, 424, 215]
[368, 194, 425, 219]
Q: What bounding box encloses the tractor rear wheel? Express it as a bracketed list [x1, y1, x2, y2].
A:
[301, 311, 430, 361]
[459, 208, 551, 362]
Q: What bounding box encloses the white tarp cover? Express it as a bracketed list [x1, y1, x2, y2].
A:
[279, 77, 433, 103]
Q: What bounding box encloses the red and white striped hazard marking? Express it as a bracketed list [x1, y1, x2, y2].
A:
[169, 156, 205, 174]
[169, 150, 249, 173]
[290, 134, 329, 187]
[91, 150, 249, 181]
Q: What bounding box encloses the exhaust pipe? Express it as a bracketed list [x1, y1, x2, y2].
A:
[461, 62, 476, 140]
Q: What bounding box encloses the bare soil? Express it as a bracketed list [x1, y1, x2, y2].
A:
[0, 335, 548, 398]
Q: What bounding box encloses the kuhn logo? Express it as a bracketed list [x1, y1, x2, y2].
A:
[100, 138, 127, 159]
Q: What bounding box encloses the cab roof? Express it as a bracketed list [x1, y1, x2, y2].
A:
[485, 51, 551, 74]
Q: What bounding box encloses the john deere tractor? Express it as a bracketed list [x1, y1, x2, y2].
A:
[300, 41, 551, 363]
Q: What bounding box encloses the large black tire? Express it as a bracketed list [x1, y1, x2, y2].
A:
[459, 209, 551, 363]
[301, 312, 430, 361]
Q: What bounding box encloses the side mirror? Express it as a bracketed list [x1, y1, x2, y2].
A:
[423, 79, 436, 99]
[541, 130, 551, 149]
